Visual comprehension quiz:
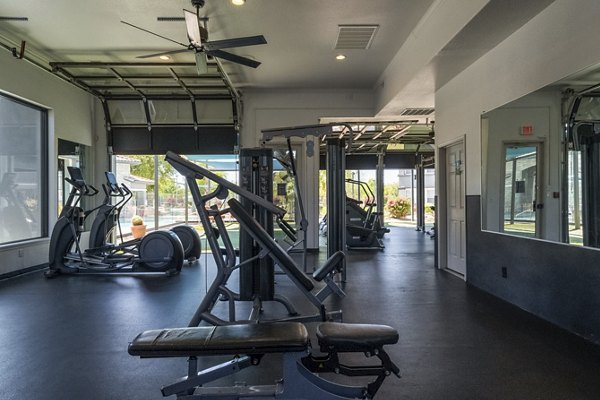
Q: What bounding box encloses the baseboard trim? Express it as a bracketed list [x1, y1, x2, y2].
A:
[0, 264, 47, 281]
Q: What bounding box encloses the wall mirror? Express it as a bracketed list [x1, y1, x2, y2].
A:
[481, 63, 600, 249]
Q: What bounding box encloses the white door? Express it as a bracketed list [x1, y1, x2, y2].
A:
[446, 141, 466, 275]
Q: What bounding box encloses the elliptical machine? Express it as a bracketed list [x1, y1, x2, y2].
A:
[90, 171, 201, 263]
[45, 167, 185, 278]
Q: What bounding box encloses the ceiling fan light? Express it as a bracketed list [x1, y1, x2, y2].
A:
[336, 54, 346, 61]
[159, 55, 171, 60]
[232, 0, 246, 5]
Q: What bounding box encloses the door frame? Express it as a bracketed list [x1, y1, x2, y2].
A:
[437, 136, 466, 279]
[500, 140, 544, 238]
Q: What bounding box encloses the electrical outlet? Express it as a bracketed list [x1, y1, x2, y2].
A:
[18, 249, 24, 258]
[501, 266, 507, 278]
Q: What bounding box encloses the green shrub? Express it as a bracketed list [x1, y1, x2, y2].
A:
[425, 203, 435, 215]
[387, 197, 411, 218]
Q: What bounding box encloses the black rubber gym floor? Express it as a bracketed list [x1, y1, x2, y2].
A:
[1, 226, 599, 399]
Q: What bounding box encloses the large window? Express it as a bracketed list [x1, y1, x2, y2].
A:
[0, 93, 47, 245]
[114, 154, 239, 249]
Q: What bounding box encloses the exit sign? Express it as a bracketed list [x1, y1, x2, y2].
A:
[520, 125, 534, 136]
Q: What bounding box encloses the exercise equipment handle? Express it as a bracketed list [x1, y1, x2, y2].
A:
[86, 185, 99, 196]
[121, 184, 132, 196]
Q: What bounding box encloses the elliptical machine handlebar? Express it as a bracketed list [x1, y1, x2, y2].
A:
[120, 183, 132, 196]
[65, 177, 98, 197]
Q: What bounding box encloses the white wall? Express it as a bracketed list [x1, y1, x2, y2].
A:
[436, 0, 600, 197]
[0, 50, 94, 275]
[241, 88, 375, 249]
[374, 0, 488, 115]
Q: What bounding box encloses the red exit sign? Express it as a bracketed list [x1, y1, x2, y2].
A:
[520, 125, 534, 136]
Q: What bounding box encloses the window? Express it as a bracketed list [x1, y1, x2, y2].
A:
[0, 93, 48, 245]
[113, 154, 239, 249]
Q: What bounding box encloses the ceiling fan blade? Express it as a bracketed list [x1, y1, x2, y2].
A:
[195, 52, 209, 75]
[136, 48, 190, 59]
[121, 20, 188, 48]
[204, 35, 267, 51]
[184, 9, 202, 46]
[207, 49, 261, 68]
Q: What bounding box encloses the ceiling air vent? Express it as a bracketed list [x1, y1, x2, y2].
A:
[400, 108, 435, 116]
[335, 25, 379, 50]
[157, 17, 185, 22]
[0, 17, 28, 21]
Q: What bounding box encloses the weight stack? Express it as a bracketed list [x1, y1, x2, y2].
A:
[238, 148, 274, 301]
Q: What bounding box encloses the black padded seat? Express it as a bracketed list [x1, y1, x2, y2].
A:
[129, 322, 308, 358]
[227, 198, 314, 291]
[346, 224, 376, 237]
[316, 322, 399, 352]
[312, 250, 344, 282]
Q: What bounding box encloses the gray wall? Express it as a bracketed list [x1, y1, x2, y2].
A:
[466, 195, 600, 345]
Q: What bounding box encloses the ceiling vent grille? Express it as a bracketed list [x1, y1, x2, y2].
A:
[335, 25, 379, 50]
[400, 108, 435, 116]
[157, 16, 185, 21]
[0, 16, 28, 21]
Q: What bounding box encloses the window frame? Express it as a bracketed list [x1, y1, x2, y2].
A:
[0, 91, 49, 245]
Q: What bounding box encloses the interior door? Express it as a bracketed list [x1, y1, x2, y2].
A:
[502, 144, 542, 238]
[446, 141, 466, 275]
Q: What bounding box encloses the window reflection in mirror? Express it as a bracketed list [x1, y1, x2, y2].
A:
[481, 97, 554, 240]
[503, 145, 540, 238]
[481, 63, 600, 250]
[566, 92, 600, 247]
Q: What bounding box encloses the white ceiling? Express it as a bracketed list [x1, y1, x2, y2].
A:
[0, 0, 562, 116]
[0, 0, 434, 89]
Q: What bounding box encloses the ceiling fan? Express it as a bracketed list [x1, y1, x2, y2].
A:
[121, 0, 266, 74]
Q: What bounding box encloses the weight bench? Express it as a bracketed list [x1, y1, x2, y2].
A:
[129, 321, 400, 399]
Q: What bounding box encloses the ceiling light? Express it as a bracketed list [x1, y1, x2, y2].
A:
[336, 54, 346, 61]
[159, 55, 171, 60]
[232, 0, 246, 5]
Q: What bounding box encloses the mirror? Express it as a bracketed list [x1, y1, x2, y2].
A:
[481, 64, 600, 248]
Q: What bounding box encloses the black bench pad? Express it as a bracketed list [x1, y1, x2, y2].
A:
[316, 322, 398, 352]
[313, 251, 344, 282]
[129, 322, 308, 358]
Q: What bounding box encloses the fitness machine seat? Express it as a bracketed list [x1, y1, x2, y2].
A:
[313, 250, 344, 282]
[346, 224, 384, 250]
[317, 322, 398, 353]
[128, 322, 308, 358]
